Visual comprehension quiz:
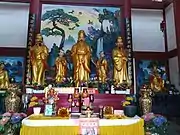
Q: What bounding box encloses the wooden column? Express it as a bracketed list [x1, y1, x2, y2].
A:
[124, 0, 134, 93]
[29, 0, 41, 34]
[25, 0, 41, 85]
[173, 0, 180, 74]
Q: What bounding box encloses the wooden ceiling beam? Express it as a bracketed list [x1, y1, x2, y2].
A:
[0, 0, 172, 9]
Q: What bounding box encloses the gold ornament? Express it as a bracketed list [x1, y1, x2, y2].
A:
[139, 85, 152, 115]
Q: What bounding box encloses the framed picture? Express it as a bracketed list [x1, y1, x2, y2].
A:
[79, 118, 99, 135]
[0, 56, 24, 84]
[44, 104, 53, 116]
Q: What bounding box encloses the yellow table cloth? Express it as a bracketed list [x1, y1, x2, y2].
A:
[20, 115, 144, 135]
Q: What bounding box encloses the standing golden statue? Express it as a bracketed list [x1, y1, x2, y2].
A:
[112, 37, 129, 86]
[150, 65, 165, 92]
[96, 51, 108, 83]
[55, 49, 67, 83]
[0, 62, 10, 89]
[30, 34, 49, 85]
[71, 30, 91, 87]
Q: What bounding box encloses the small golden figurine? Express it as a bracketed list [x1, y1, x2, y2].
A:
[30, 34, 49, 85]
[0, 62, 10, 89]
[55, 49, 67, 83]
[96, 51, 108, 84]
[150, 65, 165, 92]
[71, 30, 91, 87]
[112, 37, 129, 86]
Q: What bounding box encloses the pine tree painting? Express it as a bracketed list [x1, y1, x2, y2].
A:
[41, 4, 121, 76]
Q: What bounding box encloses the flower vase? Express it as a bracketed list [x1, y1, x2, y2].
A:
[139, 86, 152, 115]
[33, 107, 41, 115]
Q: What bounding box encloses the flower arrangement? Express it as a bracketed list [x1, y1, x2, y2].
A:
[122, 95, 134, 107]
[142, 113, 169, 135]
[0, 112, 27, 135]
[29, 96, 44, 107]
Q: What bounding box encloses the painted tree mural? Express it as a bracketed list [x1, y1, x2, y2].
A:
[41, 9, 80, 49]
[88, 8, 120, 55]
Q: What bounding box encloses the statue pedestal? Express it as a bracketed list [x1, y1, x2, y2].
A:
[0, 91, 6, 114]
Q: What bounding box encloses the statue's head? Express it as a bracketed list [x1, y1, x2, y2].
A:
[78, 30, 86, 42]
[35, 34, 43, 44]
[116, 36, 123, 48]
[59, 49, 64, 57]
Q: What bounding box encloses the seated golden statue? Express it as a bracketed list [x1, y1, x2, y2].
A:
[30, 34, 49, 85]
[150, 66, 165, 92]
[55, 49, 67, 83]
[0, 62, 10, 89]
[96, 51, 108, 84]
[112, 37, 129, 86]
[71, 30, 91, 87]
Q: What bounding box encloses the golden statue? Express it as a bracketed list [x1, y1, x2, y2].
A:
[0, 62, 9, 89]
[55, 49, 67, 83]
[71, 30, 91, 87]
[150, 65, 165, 92]
[96, 51, 108, 83]
[30, 34, 49, 85]
[112, 37, 129, 86]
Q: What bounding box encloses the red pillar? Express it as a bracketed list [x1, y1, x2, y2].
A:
[29, 0, 41, 34]
[124, 0, 134, 93]
[173, 0, 180, 72]
[25, 0, 41, 85]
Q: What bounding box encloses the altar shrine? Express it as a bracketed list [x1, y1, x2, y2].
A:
[0, 0, 179, 134]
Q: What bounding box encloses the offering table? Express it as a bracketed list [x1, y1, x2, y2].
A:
[20, 115, 144, 135]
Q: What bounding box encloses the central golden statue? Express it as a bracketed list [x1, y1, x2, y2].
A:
[30, 34, 49, 85]
[0, 62, 9, 89]
[55, 49, 67, 83]
[112, 37, 129, 86]
[71, 30, 91, 87]
[96, 51, 108, 83]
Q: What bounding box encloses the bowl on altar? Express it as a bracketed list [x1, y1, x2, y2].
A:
[124, 105, 137, 117]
